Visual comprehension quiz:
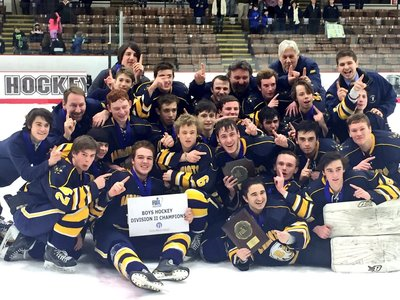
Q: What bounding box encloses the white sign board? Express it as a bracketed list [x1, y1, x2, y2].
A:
[127, 193, 189, 237]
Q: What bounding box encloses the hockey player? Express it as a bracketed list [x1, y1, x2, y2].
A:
[306, 151, 400, 240]
[340, 113, 400, 184]
[325, 49, 397, 124]
[93, 140, 192, 292]
[284, 79, 328, 137]
[194, 100, 218, 148]
[132, 62, 191, 122]
[2, 135, 113, 272]
[101, 89, 153, 169]
[157, 114, 221, 257]
[0, 108, 61, 187]
[227, 176, 330, 270]
[327, 73, 390, 143]
[294, 120, 338, 184]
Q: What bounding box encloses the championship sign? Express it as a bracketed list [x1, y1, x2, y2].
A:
[127, 193, 189, 237]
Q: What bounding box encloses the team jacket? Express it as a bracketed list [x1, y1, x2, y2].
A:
[305, 169, 400, 230]
[325, 68, 397, 119]
[269, 55, 326, 100]
[340, 130, 400, 184]
[0, 130, 53, 186]
[228, 203, 310, 271]
[48, 97, 104, 146]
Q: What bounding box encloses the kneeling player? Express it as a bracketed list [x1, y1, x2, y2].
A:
[93, 141, 192, 292]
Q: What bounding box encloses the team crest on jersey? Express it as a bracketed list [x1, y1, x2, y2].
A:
[369, 95, 376, 103]
[368, 265, 382, 272]
[53, 165, 66, 174]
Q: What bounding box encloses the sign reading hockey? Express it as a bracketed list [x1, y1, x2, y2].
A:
[127, 193, 189, 237]
[0, 71, 87, 101]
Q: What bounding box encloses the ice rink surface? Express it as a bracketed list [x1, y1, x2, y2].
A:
[0, 103, 399, 300]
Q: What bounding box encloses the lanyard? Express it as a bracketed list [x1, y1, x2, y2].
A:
[131, 168, 152, 196]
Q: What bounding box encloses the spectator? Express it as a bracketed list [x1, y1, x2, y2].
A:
[212, 0, 226, 33]
[48, 12, 61, 40]
[287, 0, 302, 34]
[274, 0, 287, 32]
[12, 28, 29, 54]
[30, 23, 44, 43]
[248, 4, 261, 34]
[303, 0, 321, 35]
[260, 9, 271, 34]
[322, 0, 339, 23]
[71, 31, 85, 54]
[190, 0, 209, 25]
[237, 0, 249, 22]
[41, 32, 51, 54]
[56, 0, 73, 24]
[82, 0, 92, 15]
[20, 0, 30, 15]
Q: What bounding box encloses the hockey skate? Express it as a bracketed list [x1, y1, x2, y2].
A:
[3, 230, 35, 261]
[184, 233, 202, 261]
[43, 243, 77, 273]
[130, 270, 163, 292]
[153, 259, 190, 281]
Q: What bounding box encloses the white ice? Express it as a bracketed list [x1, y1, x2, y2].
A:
[0, 104, 399, 300]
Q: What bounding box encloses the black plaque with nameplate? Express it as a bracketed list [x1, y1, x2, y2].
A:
[222, 208, 269, 254]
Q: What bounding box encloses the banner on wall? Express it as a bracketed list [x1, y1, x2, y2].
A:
[0, 71, 87, 104]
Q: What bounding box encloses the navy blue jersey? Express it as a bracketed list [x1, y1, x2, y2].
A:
[305, 170, 400, 230]
[101, 116, 153, 167]
[157, 142, 218, 195]
[227, 203, 310, 270]
[132, 80, 191, 122]
[97, 169, 165, 230]
[340, 130, 400, 184]
[14, 157, 100, 214]
[0, 130, 53, 186]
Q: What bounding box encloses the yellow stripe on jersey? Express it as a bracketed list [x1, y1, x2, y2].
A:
[132, 96, 149, 119]
[94, 247, 108, 259]
[285, 221, 310, 249]
[376, 184, 400, 199]
[191, 208, 208, 218]
[61, 207, 89, 222]
[157, 150, 174, 170]
[185, 189, 209, 204]
[53, 223, 82, 237]
[20, 207, 64, 219]
[228, 248, 238, 261]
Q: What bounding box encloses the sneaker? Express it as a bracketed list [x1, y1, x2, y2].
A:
[185, 233, 203, 260]
[130, 270, 163, 292]
[4, 232, 35, 261]
[43, 243, 77, 272]
[153, 259, 189, 281]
